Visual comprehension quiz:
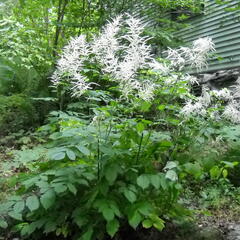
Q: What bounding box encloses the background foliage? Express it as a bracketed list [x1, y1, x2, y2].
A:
[1, 1, 240, 240]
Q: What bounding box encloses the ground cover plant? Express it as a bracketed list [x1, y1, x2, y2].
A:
[0, 5, 240, 240]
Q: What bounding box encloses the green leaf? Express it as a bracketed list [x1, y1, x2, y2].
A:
[184, 163, 202, 178]
[74, 215, 88, 228]
[165, 170, 178, 181]
[150, 175, 161, 189]
[106, 219, 120, 237]
[164, 161, 178, 170]
[77, 145, 90, 156]
[53, 183, 68, 194]
[158, 105, 166, 111]
[137, 175, 150, 190]
[109, 202, 121, 218]
[100, 145, 115, 156]
[66, 149, 76, 161]
[210, 166, 221, 179]
[222, 169, 228, 178]
[8, 196, 22, 201]
[222, 161, 238, 168]
[141, 101, 151, 112]
[142, 219, 152, 229]
[105, 164, 118, 184]
[136, 122, 144, 132]
[99, 180, 109, 196]
[159, 175, 167, 190]
[21, 223, 37, 236]
[26, 195, 40, 212]
[151, 215, 165, 231]
[51, 151, 65, 161]
[13, 201, 25, 213]
[129, 210, 142, 229]
[68, 183, 77, 195]
[0, 219, 8, 229]
[44, 220, 57, 233]
[123, 189, 137, 203]
[40, 189, 56, 210]
[102, 207, 115, 221]
[137, 202, 152, 216]
[80, 227, 93, 240]
[9, 211, 22, 220]
[159, 140, 173, 148]
[20, 224, 30, 236]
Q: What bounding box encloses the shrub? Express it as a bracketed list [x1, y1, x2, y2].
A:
[0, 112, 186, 239]
[0, 94, 37, 135]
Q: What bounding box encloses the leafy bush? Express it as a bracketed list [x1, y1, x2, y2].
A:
[0, 111, 186, 239]
[0, 56, 45, 96]
[0, 94, 37, 135]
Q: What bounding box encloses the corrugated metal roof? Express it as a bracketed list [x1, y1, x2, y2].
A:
[175, 0, 240, 73]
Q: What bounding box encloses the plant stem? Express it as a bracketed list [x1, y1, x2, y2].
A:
[97, 138, 100, 180]
[136, 132, 144, 164]
[97, 119, 102, 180]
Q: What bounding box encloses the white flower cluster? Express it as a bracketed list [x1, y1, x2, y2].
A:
[184, 74, 199, 85]
[166, 37, 215, 71]
[149, 60, 170, 75]
[222, 101, 240, 124]
[92, 15, 122, 74]
[180, 84, 240, 124]
[180, 101, 207, 117]
[51, 14, 168, 101]
[211, 88, 232, 101]
[51, 35, 92, 97]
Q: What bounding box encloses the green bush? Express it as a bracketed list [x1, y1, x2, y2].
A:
[0, 94, 38, 134]
[0, 112, 186, 239]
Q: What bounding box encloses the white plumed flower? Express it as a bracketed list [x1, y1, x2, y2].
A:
[211, 88, 232, 101]
[70, 79, 92, 97]
[149, 60, 170, 75]
[191, 37, 215, 70]
[138, 81, 156, 101]
[222, 102, 240, 123]
[180, 101, 207, 117]
[51, 35, 91, 96]
[185, 74, 199, 85]
[51, 14, 157, 100]
[51, 15, 215, 102]
[193, 37, 215, 55]
[166, 48, 186, 69]
[199, 87, 211, 106]
[166, 37, 215, 71]
[51, 71, 62, 87]
[92, 14, 155, 100]
[92, 15, 122, 74]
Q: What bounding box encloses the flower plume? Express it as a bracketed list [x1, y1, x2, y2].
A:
[166, 37, 215, 70]
[51, 14, 159, 100]
[51, 15, 216, 102]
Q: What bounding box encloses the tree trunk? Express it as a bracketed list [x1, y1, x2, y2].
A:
[53, 0, 69, 57]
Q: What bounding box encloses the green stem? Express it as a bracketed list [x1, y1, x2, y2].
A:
[97, 138, 100, 180]
[136, 132, 144, 164]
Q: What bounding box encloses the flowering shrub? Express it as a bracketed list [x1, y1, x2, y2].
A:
[166, 37, 215, 70]
[1, 14, 239, 240]
[51, 15, 157, 101]
[51, 14, 240, 125]
[180, 86, 240, 123]
[51, 15, 216, 101]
